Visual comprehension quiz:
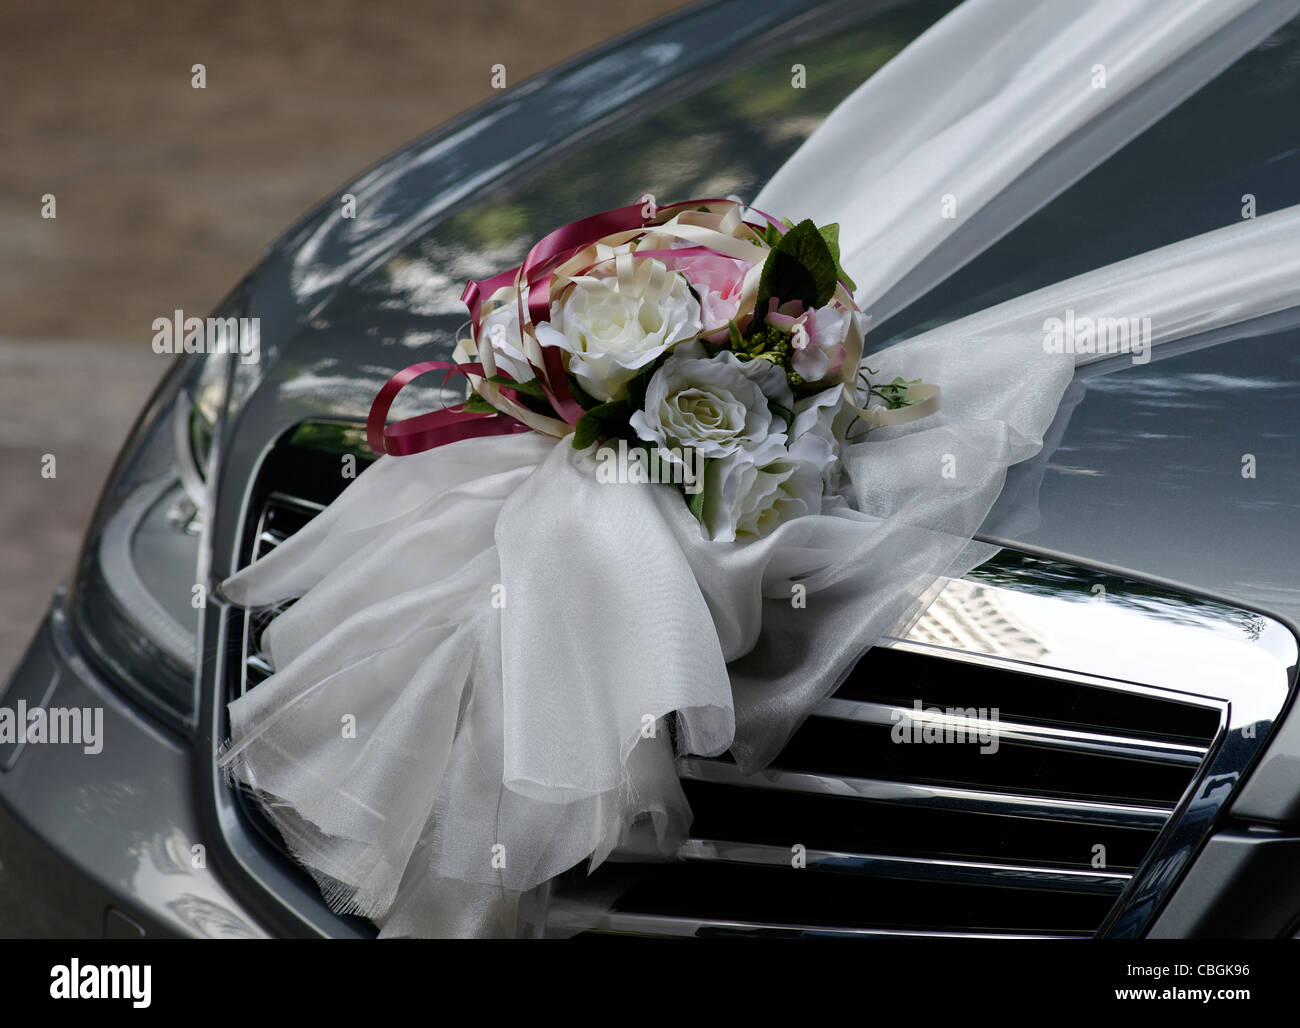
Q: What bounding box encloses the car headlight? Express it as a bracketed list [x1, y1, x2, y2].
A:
[68, 307, 239, 731]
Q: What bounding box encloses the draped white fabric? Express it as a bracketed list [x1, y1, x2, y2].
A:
[219, 0, 1300, 936]
[756, 0, 1298, 317]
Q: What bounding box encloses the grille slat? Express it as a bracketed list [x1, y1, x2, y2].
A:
[245, 652, 273, 677]
[545, 571, 1234, 937]
[677, 758, 1175, 829]
[677, 839, 1130, 895]
[558, 859, 1118, 934]
[545, 909, 1088, 940]
[236, 492, 326, 696]
[813, 697, 1208, 766]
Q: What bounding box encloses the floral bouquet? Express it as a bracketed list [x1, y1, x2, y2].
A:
[368, 198, 938, 540]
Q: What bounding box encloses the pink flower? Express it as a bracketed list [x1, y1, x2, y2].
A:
[663, 249, 752, 337]
[766, 299, 849, 384]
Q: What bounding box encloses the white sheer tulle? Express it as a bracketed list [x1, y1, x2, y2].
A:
[756, 0, 1298, 318]
[218, 0, 1300, 936]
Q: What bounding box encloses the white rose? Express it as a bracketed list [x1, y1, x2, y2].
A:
[792, 384, 847, 494]
[629, 350, 791, 465]
[701, 432, 835, 542]
[535, 268, 702, 402]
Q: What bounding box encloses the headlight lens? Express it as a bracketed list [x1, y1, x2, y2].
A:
[69, 317, 235, 731]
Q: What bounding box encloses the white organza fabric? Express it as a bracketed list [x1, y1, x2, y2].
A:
[759, 0, 1300, 320]
[219, 0, 1300, 936]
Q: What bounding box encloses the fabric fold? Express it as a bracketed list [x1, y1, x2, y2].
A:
[495, 442, 735, 799]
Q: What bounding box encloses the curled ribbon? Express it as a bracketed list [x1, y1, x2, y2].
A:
[366, 360, 531, 457]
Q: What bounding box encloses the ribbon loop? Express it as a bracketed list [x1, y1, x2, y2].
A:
[366, 360, 529, 457]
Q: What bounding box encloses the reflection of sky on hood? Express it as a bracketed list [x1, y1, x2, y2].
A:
[283, 0, 952, 328]
[280, 366, 460, 423]
[987, 323, 1300, 629]
[376, 256, 475, 318]
[1086, 372, 1292, 409]
[281, 0, 927, 312]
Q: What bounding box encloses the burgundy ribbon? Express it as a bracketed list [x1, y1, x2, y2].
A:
[367, 360, 530, 458]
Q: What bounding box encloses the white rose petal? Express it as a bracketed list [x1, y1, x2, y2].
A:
[630, 351, 789, 465]
[702, 432, 835, 542]
[792, 384, 847, 493]
[541, 268, 702, 402]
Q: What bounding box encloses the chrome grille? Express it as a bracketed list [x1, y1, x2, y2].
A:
[236, 492, 323, 697]
[226, 433, 1294, 939]
[544, 637, 1221, 939]
[543, 562, 1292, 939]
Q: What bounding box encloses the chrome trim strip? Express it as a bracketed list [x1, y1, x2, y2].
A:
[546, 909, 1087, 940]
[813, 697, 1208, 767]
[266, 491, 326, 515]
[886, 573, 1291, 729]
[678, 839, 1130, 895]
[677, 758, 1173, 829]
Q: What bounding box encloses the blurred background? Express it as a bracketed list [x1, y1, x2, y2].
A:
[0, 0, 690, 675]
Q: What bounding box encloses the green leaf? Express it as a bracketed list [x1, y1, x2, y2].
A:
[572, 412, 603, 450]
[727, 319, 745, 351]
[572, 419, 597, 449]
[818, 222, 840, 258]
[858, 370, 921, 411]
[687, 458, 710, 522]
[571, 399, 630, 449]
[623, 352, 672, 413]
[753, 219, 840, 323]
[883, 376, 920, 410]
[818, 222, 857, 292]
[484, 374, 546, 399]
[767, 397, 794, 433]
[462, 393, 497, 414]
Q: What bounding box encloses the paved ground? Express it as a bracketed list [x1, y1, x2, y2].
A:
[0, 0, 689, 677]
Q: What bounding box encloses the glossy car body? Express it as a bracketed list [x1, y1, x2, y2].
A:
[3, 0, 1300, 937]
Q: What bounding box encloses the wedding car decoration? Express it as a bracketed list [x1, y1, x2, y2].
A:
[365, 198, 939, 541]
[214, 0, 1300, 940]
